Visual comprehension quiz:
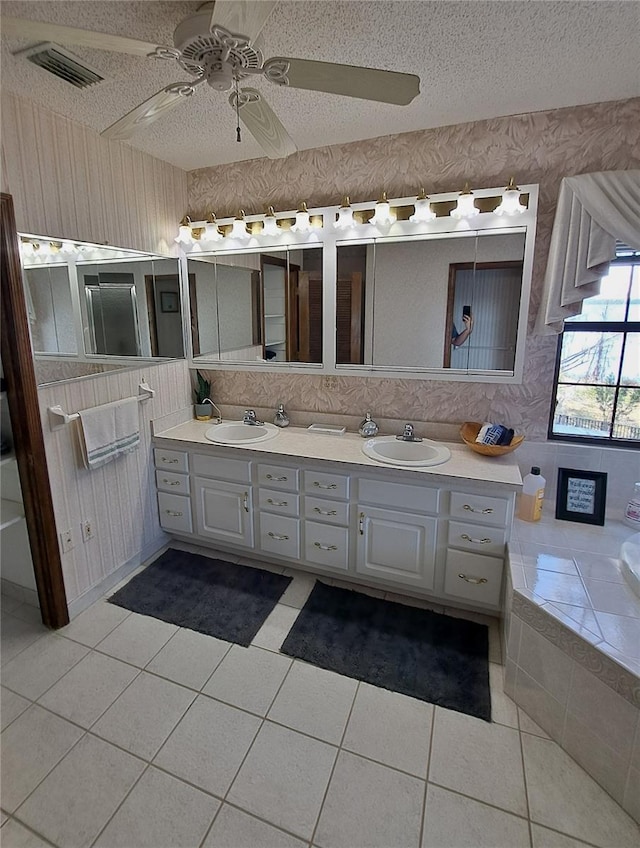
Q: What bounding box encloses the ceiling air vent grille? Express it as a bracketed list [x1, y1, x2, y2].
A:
[24, 43, 104, 89]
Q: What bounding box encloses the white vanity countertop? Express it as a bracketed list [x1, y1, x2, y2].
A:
[154, 421, 523, 489]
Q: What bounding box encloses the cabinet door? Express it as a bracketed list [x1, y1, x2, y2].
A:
[194, 477, 253, 548]
[356, 505, 437, 589]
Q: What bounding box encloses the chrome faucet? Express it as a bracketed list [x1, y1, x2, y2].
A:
[243, 409, 264, 426]
[396, 423, 423, 442]
[203, 398, 222, 424]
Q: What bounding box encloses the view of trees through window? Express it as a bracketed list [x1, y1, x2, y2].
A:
[550, 251, 640, 445]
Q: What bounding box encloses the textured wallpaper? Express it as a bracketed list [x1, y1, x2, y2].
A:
[188, 99, 640, 439]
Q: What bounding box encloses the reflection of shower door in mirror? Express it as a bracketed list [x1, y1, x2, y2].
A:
[444, 262, 523, 370]
[261, 256, 288, 361]
[337, 272, 364, 364]
[84, 273, 141, 356]
[144, 274, 187, 358]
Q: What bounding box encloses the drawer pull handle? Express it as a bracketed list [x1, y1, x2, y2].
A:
[462, 504, 494, 514]
[313, 481, 338, 490]
[161, 457, 179, 464]
[314, 542, 338, 551]
[313, 507, 337, 516]
[268, 532, 290, 541]
[266, 474, 288, 481]
[243, 492, 249, 513]
[165, 509, 183, 517]
[461, 534, 492, 545]
[163, 479, 181, 486]
[458, 573, 488, 585]
[359, 512, 366, 535]
[267, 498, 288, 507]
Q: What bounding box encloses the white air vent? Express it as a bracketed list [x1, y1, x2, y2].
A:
[20, 42, 104, 89]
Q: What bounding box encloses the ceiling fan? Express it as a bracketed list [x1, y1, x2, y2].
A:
[3, 0, 421, 159]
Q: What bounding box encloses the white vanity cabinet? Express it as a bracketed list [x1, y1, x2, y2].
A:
[152, 434, 518, 612]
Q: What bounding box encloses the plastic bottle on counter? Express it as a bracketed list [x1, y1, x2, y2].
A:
[624, 482, 640, 528]
[518, 466, 546, 522]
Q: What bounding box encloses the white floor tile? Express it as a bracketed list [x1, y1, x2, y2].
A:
[531, 823, 595, 847]
[1, 635, 88, 700]
[92, 672, 196, 760]
[17, 734, 145, 848]
[8, 605, 43, 626]
[0, 615, 47, 665]
[429, 707, 528, 816]
[202, 645, 291, 715]
[96, 613, 178, 667]
[59, 601, 131, 647]
[522, 734, 640, 847]
[203, 805, 306, 848]
[251, 604, 301, 652]
[342, 682, 433, 777]
[422, 784, 530, 847]
[146, 629, 231, 691]
[228, 722, 337, 840]
[267, 661, 357, 744]
[279, 573, 317, 608]
[315, 750, 424, 848]
[94, 766, 219, 848]
[0, 686, 30, 731]
[0, 705, 83, 813]
[0, 818, 51, 847]
[38, 651, 139, 728]
[518, 708, 551, 738]
[153, 694, 261, 796]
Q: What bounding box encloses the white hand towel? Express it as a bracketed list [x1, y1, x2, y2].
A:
[78, 397, 140, 470]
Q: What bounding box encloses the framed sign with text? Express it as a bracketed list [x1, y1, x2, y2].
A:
[555, 468, 607, 526]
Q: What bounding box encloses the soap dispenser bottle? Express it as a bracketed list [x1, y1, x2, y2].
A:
[358, 412, 379, 438]
[274, 403, 290, 427]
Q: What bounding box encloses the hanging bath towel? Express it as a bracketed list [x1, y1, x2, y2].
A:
[78, 397, 140, 470]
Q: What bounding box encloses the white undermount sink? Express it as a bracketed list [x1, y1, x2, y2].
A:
[362, 436, 451, 467]
[205, 421, 279, 445]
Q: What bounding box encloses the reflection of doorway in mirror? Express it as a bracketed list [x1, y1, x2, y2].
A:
[444, 261, 523, 370]
[336, 244, 367, 364]
[144, 274, 186, 359]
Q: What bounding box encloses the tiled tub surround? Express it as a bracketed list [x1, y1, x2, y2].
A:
[504, 513, 640, 823]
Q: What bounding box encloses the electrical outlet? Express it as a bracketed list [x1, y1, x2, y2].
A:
[81, 519, 95, 542]
[322, 376, 339, 390]
[60, 529, 74, 553]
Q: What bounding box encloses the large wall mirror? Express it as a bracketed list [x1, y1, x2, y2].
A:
[188, 246, 323, 365]
[19, 236, 183, 384]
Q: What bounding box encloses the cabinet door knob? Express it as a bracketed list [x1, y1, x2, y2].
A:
[463, 504, 493, 514]
[359, 512, 366, 535]
[461, 534, 492, 545]
[165, 509, 183, 517]
[314, 542, 338, 551]
[313, 507, 337, 516]
[267, 498, 288, 507]
[163, 479, 181, 486]
[268, 531, 290, 541]
[243, 492, 249, 512]
[266, 473, 287, 481]
[313, 481, 338, 490]
[458, 573, 488, 585]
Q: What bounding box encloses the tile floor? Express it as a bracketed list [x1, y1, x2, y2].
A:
[2, 547, 639, 848]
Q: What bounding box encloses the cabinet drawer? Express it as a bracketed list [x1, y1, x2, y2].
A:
[155, 469, 189, 495]
[304, 522, 349, 571]
[257, 463, 299, 491]
[443, 549, 503, 607]
[449, 491, 509, 527]
[304, 470, 350, 499]
[157, 492, 192, 534]
[304, 496, 349, 526]
[259, 514, 300, 559]
[154, 448, 188, 473]
[258, 488, 300, 517]
[447, 520, 506, 557]
[358, 478, 439, 514]
[194, 454, 251, 483]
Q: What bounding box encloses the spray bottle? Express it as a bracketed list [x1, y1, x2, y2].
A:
[518, 466, 546, 522]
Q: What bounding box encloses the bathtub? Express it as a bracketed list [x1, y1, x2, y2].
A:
[0, 457, 37, 604]
[622, 531, 640, 598]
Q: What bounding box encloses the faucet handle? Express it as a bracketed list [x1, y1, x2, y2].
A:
[243, 409, 256, 423]
[403, 423, 414, 436]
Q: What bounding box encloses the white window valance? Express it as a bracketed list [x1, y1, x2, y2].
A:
[535, 170, 640, 334]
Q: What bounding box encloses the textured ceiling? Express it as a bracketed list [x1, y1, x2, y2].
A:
[1, 1, 639, 171]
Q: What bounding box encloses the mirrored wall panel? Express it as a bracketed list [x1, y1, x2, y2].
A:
[189, 247, 323, 364]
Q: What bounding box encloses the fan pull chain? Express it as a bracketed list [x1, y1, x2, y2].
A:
[234, 77, 241, 143]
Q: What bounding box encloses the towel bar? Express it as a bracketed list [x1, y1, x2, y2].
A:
[47, 381, 155, 431]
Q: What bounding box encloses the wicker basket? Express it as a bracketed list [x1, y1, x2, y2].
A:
[460, 422, 525, 456]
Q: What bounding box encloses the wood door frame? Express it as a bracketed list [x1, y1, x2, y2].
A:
[0, 193, 69, 627]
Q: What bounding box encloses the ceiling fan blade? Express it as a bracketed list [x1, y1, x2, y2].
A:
[264, 57, 420, 106]
[230, 88, 296, 159]
[209, 1, 277, 43]
[2, 16, 170, 58]
[102, 85, 193, 141]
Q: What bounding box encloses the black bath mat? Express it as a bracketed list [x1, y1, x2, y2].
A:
[108, 549, 291, 647]
[281, 581, 491, 721]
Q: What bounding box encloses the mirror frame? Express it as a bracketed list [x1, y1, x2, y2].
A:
[179, 184, 538, 383]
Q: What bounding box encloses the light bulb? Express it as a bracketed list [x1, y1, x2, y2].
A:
[451, 184, 479, 220]
[21, 241, 36, 257]
[202, 212, 223, 243]
[370, 192, 395, 227]
[334, 196, 355, 230]
[262, 206, 280, 236]
[292, 202, 311, 233]
[229, 210, 250, 240]
[495, 178, 525, 216]
[409, 189, 436, 223]
[175, 216, 194, 245]
[61, 241, 77, 255]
